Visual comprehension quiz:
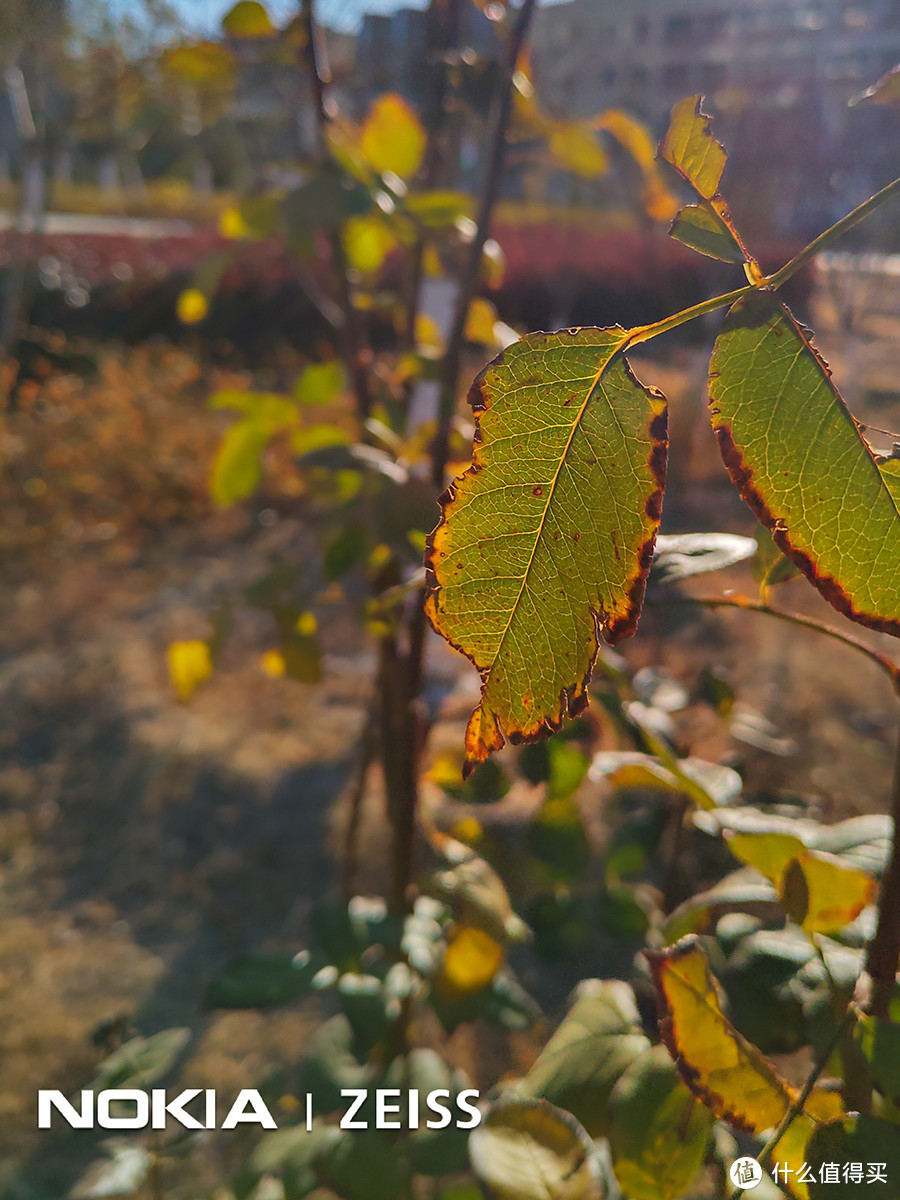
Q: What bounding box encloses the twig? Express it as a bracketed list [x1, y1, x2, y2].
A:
[728, 1008, 855, 1199]
[431, 0, 538, 487]
[341, 696, 379, 901]
[864, 718, 900, 1018]
[649, 594, 900, 695]
[298, 0, 373, 421]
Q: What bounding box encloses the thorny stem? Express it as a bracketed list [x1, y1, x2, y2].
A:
[431, 0, 538, 488]
[299, 0, 373, 421]
[651, 595, 900, 695]
[864, 718, 900, 1018]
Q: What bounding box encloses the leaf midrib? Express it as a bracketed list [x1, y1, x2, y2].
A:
[486, 334, 630, 691]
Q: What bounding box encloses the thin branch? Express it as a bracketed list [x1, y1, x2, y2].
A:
[864, 719, 900, 1018]
[650, 594, 900, 695]
[626, 171, 900, 350]
[766, 174, 900, 291]
[728, 1008, 856, 1199]
[431, 0, 538, 487]
[299, 0, 373, 421]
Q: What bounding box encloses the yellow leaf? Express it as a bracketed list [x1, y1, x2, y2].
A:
[218, 206, 252, 239]
[176, 288, 208, 325]
[221, 0, 275, 38]
[167, 640, 213, 701]
[342, 214, 397, 274]
[294, 611, 318, 637]
[547, 123, 608, 178]
[596, 109, 680, 222]
[359, 93, 426, 180]
[726, 831, 808, 885]
[648, 937, 841, 1134]
[782, 850, 876, 935]
[160, 41, 235, 86]
[465, 297, 501, 345]
[439, 925, 504, 995]
[260, 648, 286, 678]
[415, 312, 445, 355]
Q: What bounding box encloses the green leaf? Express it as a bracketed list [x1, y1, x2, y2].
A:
[806, 1116, 900, 1196]
[709, 292, 900, 636]
[297, 1015, 376, 1114]
[669, 203, 746, 263]
[468, 1099, 603, 1200]
[660, 96, 749, 266]
[523, 979, 650, 1136]
[316, 1129, 412, 1200]
[204, 952, 322, 1009]
[663, 867, 778, 943]
[608, 1044, 713, 1200]
[248, 1125, 343, 1200]
[528, 795, 590, 881]
[853, 1014, 900, 1101]
[358, 93, 426, 180]
[70, 1141, 152, 1200]
[93, 1028, 190, 1090]
[660, 96, 727, 200]
[293, 361, 345, 406]
[210, 420, 273, 506]
[426, 329, 668, 768]
[281, 170, 373, 246]
[338, 972, 387, 1054]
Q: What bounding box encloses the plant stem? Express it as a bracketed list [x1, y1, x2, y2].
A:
[649, 595, 900, 695]
[864, 715, 900, 1018]
[431, 0, 538, 488]
[299, 0, 373, 421]
[626, 171, 900, 350]
[765, 174, 900, 291]
[728, 1008, 855, 1199]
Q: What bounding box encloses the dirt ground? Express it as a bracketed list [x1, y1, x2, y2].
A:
[1, 274, 898, 1198]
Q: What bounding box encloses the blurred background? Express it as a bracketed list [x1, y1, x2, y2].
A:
[1, 0, 899, 1196]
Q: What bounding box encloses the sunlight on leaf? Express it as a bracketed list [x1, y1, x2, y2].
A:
[221, 0, 276, 37]
[427, 329, 667, 769]
[176, 288, 208, 324]
[781, 850, 876, 934]
[660, 95, 727, 200]
[469, 1100, 603, 1200]
[648, 937, 842, 1133]
[359, 93, 426, 180]
[294, 360, 345, 406]
[343, 213, 398, 274]
[608, 1044, 713, 1200]
[709, 292, 900, 635]
[660, 96, 748, 264]
[439, 926, 504, 995]
[167, 640, 213, 701]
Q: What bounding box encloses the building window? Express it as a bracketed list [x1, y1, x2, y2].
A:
[663, 64, 690, 90]
[664, 14, 693, 43]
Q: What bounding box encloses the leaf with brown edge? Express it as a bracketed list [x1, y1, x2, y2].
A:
[660, 96, 727, 199]
[660, 96, 750, 265]
[647, 937, 842, 1134]
[709, 291, 900, 636]
[426, 328, 667, 770]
